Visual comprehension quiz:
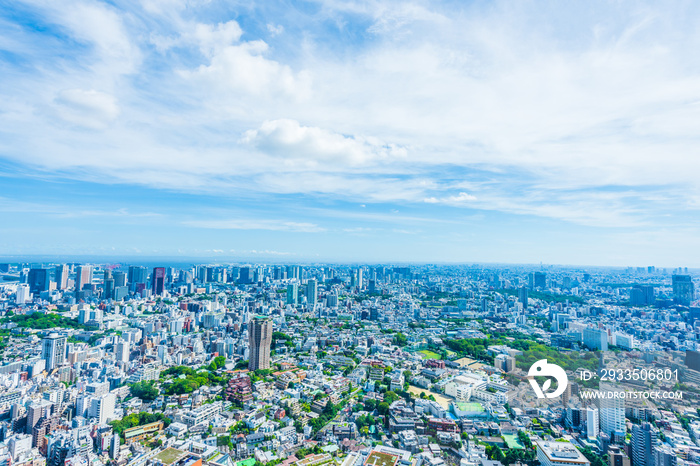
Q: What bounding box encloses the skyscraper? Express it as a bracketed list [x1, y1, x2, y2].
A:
[306, 279, 318, 310]
[519, 287, 528, 310]
[632, 422, 658, 466]
[152, 267, 165, 295]
[248, 316, 272, 371]
[586, 406, 599, 439]
[286, 283, 298, 305]
[600, 386, 625, 437]
[74, 265, 93, 291]
[27, 268, 50, 295]
[54, 265, 69, 290]
[672, 275, 694, 305]
[41, 333, 67, 371]
[128, 266, 147, 292]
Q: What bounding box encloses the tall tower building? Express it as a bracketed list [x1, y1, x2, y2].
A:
[586, 406, 599, 439]
[55, 265, 69, 290]
[600, 386, 625, 437]
[152, 267, 165, 295]
[115, 340, 130, 364]
[74, 265, 93, 291]
[41, 333, 67, 371]
[632, 422, 658, 466]
[286, 283, 298, 305]
[672, 275, 694, 305]
[518, 287, 528, 310]
[27, 268, 50, 295]
[248, 316, 272, 371]
[306, 279, 318, 310]
[128, 266, 147, 292]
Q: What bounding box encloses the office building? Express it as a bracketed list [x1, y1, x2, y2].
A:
[286, 283, 298, 305]
[672, 274, 694, 305]
[535, 440, 590, 466]
[248, 316, 272, 371]
[55, 265, 69, 290]
[151, 267, 165, 295]
[533, 272, 547, 289]
[27, 268, 50, 294]
[519, 287, 528, 309]
[128, 266, 147, 292]
[583, 327, 608, 351]
[306, 279, 318, 309]
[42, 333, 67, 371]
[113, 271, 127, 287]
[74, 265, 92, 291]
[632, 422, 657, 466]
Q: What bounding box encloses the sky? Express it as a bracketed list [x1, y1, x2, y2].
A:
[1, 0, 700, 266]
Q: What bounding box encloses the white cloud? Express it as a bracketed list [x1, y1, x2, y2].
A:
[183, 219, 325, 232]
[53, 89, 119, 129]
[424, 192, 477, 205]
[242, 119, 407, 166]
[266, 23, 284, 37]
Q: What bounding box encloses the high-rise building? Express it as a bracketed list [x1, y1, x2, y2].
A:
[27, 268, 50, 294]
[113, 271, 127, 287]
[41, 333, 67, 371]
[600, 386, 625, 436]
[248, 316, 272, 371]
[533, 272, 547, 289]
[104, 269, 114, 300]
[74, 265, 93, 291]
[586, 407, 599, 439]
[357, 269, 363, 289]
[128, 266, 147, 292]
[654, 446, 676, 466]
[286, 283, 298, 305]
[151, 267, 165, 295]
[16, 284, 30, 304]
[632, 422, 658, 466]
[306, 279, 318, 309]
[519, 287, 528, 309]
[89, 393, 116, 425]
[54, 265, 69, 290]
[672, 275, 694, 305]
[115, 340, 130, 364]
[583, 327, 608, 351]
[26, 400, 53, 434]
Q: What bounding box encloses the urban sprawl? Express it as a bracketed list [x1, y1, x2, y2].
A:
[0, 263, 699, 466]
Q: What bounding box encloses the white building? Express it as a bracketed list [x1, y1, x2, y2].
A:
[536, 440, 590, 466]
[586, 407, 599, 439]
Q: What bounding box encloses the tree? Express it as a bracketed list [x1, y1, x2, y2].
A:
[377, 402, 390, 416]
[130, 381, 158, 402]
[392, 333, 407, 347]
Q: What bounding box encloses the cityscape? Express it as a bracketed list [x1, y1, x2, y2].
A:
[0, 262, 698, 466]
[3, 1, 700, 466]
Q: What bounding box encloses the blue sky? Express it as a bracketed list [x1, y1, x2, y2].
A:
[1, 0, 700, 266]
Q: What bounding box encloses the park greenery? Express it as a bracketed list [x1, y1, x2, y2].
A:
[160, 365, 226, 395]
[129, 381, 159, 402]
[1, 312, 85, 329]
[110, 412, 171, 440]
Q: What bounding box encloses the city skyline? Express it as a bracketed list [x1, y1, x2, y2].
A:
[3, 1, 700, 265]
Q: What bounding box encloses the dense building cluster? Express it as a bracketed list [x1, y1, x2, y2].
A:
[0, 262, 699, 466]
